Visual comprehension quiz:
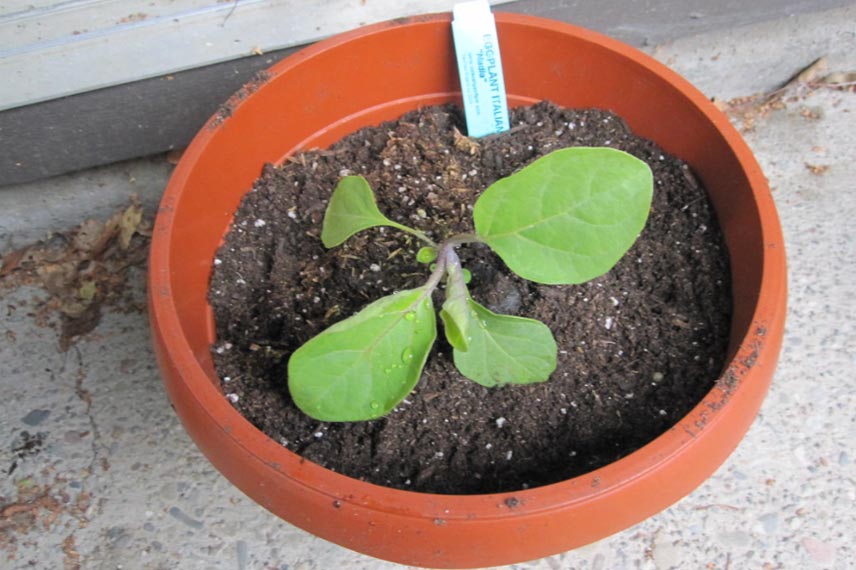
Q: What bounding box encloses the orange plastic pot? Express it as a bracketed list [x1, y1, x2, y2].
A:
[149, 12, 786, 569]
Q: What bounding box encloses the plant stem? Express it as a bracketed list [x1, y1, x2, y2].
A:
[445, 232, 484, 247]
[443, 243, 464, 270]
[443, 246, 469, 300]
[422, 247, 448, 292]
[421, 238, 474, 296]
[388, 222, 437, 248]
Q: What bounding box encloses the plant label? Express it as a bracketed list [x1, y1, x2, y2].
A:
[451, 0, 510, 138]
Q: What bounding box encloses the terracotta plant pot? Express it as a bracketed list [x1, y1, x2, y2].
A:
[149, 12, 786, 569]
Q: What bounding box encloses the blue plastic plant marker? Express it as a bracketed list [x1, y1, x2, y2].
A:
[451, 0, 511, 138]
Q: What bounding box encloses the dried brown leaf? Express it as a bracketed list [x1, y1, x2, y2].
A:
[59, 299, 90, 318]
[453, 126, 480, 155]
[820, 71, 856, 84]
[136, 218, 154, 238]
[73, 219, 105, 253]
[118, 12, 147, 24]
[91, 215, 121, 258]
[713, 56, 839, 131]
[805, 163, 830, 175]
[36, 262, 79, 296]
[792, 56, 828, 86]
[818, 71, 856, 91]
[62, 533, 81, 569]
[0, 247, 28, 278]
[119, 203, 143, 249]
[799, 107, 822, 120]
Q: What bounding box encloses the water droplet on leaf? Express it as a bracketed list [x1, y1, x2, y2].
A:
[401, 347, 414, 363]
[370, 401, 380, 410]
[404, 311, 416, 321]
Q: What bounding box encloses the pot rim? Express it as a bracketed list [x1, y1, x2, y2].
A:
[150, 11, 786, 520]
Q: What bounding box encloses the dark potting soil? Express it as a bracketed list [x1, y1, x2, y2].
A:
[209, 102, 732, 495]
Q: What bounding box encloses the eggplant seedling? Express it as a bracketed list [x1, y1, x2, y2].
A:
[287, 147, 653, 421]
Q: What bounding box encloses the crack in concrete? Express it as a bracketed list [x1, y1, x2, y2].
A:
[65, 347, 103, 525]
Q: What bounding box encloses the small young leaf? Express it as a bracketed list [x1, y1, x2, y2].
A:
[321, 176, 397, 247]
[321, 176, 434, 248]
[287, 288, 436, 421]
[78, 280, 97, 302]
[439, 255, 472, 352]
[473, 147, 653, 284]
[440, 307, 469, 352]
[417, 246, 438, 264]
[453, 300, 557, 387]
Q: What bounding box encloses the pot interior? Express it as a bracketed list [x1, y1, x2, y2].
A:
[165, 19, 761, 380]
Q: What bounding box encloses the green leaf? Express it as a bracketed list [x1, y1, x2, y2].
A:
[321, 176, 435, 248]
[439, 257, 472, 352]
[287, 288, 436, 421]
[453, 300, 557, 387]
[473, 147, 653, 284]
[321, 176, 398, 248]
[416, 246, 438, 264]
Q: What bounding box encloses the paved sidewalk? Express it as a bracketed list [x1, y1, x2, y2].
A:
[1, 6, 855, 569]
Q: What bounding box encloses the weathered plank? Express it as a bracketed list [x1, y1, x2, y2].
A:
[1, 0, 852, 186]
[0, 0, 513, 111]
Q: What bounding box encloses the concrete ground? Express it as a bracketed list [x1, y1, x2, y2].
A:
[1, 6, 855, 569]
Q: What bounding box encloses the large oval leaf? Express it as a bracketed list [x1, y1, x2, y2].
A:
[287, 288, 436, 421]
[473, 147, 653, 284]
[453, 300, 557, 387]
